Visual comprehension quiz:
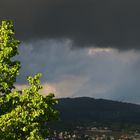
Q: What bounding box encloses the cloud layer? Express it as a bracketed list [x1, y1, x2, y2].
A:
[1, 1, 140, 104]
[1, 0, 140, 49]
[15, 39, 140, 104]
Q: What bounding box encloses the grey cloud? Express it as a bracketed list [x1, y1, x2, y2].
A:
[16, 39, 140, 104]
[1, 0, 140, 49]
[109, 63, 140, 104]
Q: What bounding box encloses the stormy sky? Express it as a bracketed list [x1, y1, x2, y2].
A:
[1, 0, 140, 104]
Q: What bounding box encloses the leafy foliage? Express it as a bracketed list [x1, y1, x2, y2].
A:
[0, 20, 59, 140]
[0, 20, 20, 94]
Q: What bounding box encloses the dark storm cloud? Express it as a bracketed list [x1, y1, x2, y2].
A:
[1, 0, 140, 49]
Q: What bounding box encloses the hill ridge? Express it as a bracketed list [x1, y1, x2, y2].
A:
[56, 97, 140, 124]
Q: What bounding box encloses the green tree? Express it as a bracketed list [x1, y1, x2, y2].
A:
[0, 20, 59, 140]
[0, 20, 20, 94]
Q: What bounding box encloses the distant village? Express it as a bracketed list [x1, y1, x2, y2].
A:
[45, 126, 140, 140]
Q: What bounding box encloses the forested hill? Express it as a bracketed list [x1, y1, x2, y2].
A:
[56, 97, 140, 124]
